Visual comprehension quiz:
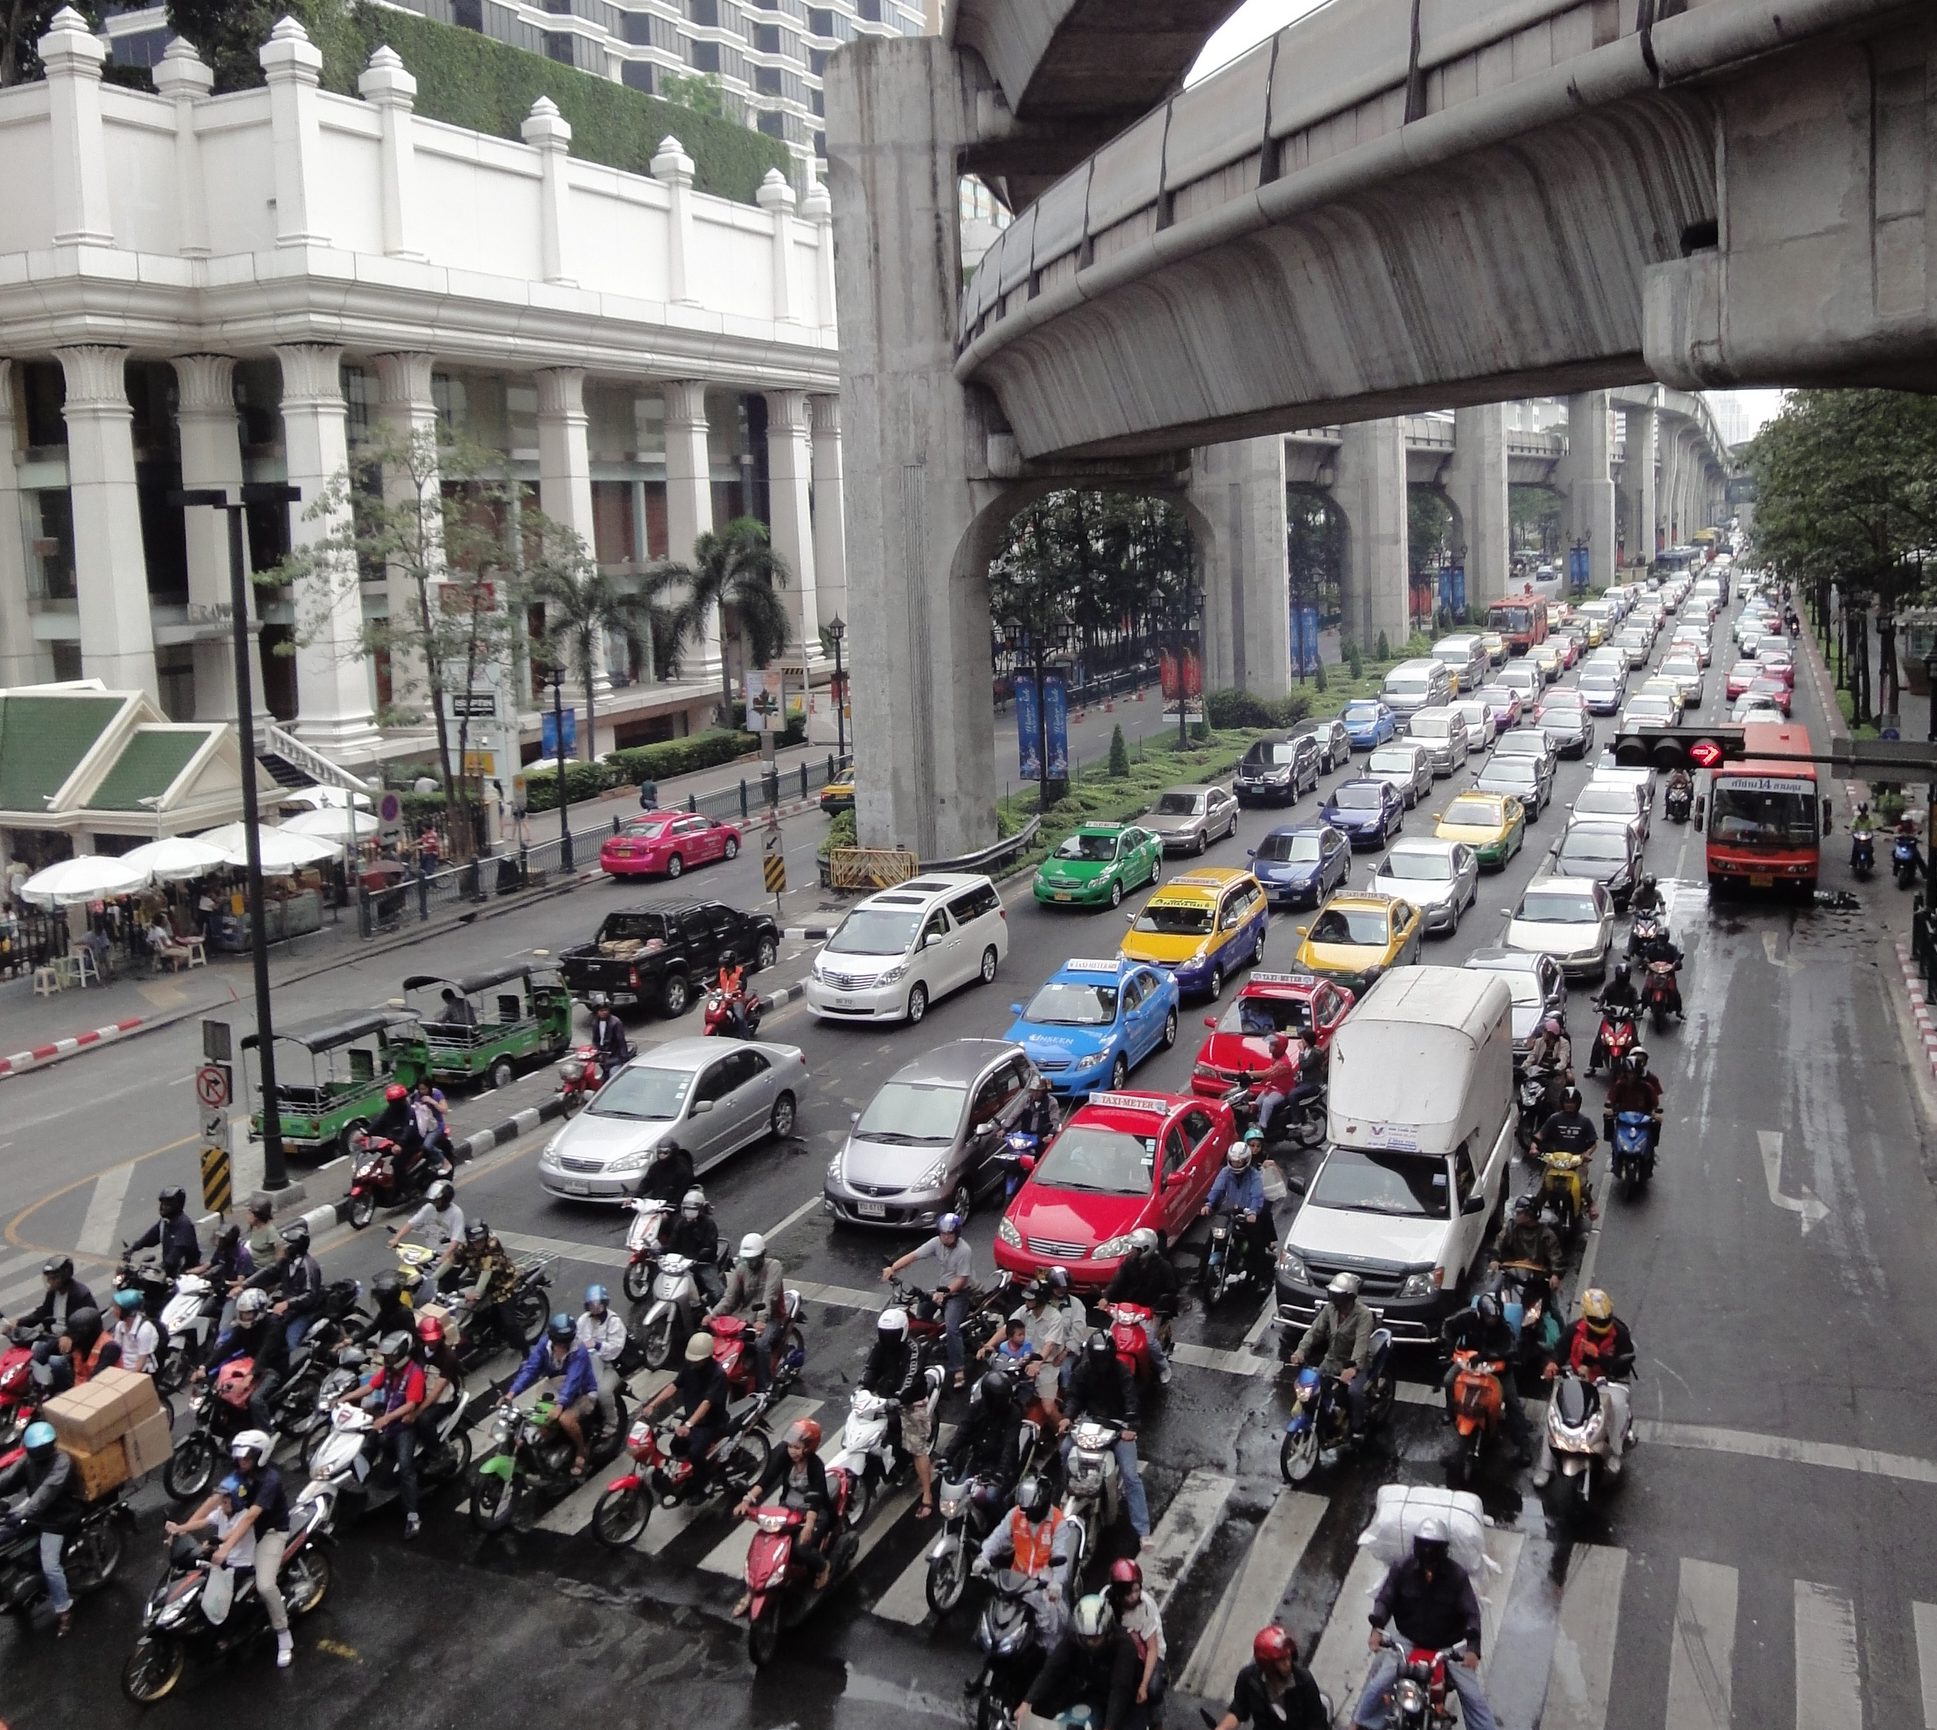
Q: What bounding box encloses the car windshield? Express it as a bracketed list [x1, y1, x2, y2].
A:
[854, 1081, 966, 1144]
[1023, 981, 1119, 1027]
[1518, 887, 1600, 923]
[1307, 1147, 1450, 1219]
[1711, 783, 1820, 847]
[1308, 907, 1390, 945]
[1368, 752, 1416, 778]
[1386, 675, 1430, 696]
[1492, 606, 1532, 631]
[1217, 994, 1314, 1037]
[1241, 743, 1300, 767]
[590, 1065, 693, 1121]
[1134, 901, 1214, 936]
[827, 907, 923, 956]
[1032, 1126, 1154, 1196]
[1443, 798, 1501, 827]
[1575, 787, 1634, 818]
[1410, 715, 1450, 738]
[1332, 784, 1384, 809]
[1483, 764, 1537, 792]
[622, 816, 677, 838]
[1344, 703, 1382, 723]
[1627, 699, 1673, 720]
[1560, 829, 1630, 862]
[1379, 852, 1451, 882]
[1581, 675, 1618, 692]
[1055, 833, 1118, 862]
[1155, 793, 1204, 817]
[1255, 831, 1322, 863]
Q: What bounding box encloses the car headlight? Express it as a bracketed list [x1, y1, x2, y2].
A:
[606, 1148, 651, 1174]
[878, 962, 908, 985]
[1397, 1269, 1444, 1299]
[826, 1148, 845, 1185]
[1193, 1062, 1220, 1080]
[542, 1133, 562, 1161]
[809, 958, 826, 982]
[914, 1156, 950, 1190]
[1277, 1244, 1308, 1282]
[997, 1217, 1023, 1248]
[1093, 1233, 1136, 1261]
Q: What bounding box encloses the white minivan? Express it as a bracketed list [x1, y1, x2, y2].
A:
[806, 874, 1007, 1026]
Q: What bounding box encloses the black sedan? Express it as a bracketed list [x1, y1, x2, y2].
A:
[1548, 818, 1643, 911]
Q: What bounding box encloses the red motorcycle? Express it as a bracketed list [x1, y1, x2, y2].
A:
[343, 1132, 451, 1230]
[0, 1327, 43, 1450]
[557, 1047, 613, 1114]
[886, 1274, 1011, 1362]
[740, 1474, 860, 1666]
[706, 1307, 808, 1397]
[591, 1391, 778, 1549]
[703, 988, 763, 1040]
[1588, 1003, 1637, 1077]
[1370, 1634, 1472, 1729]
[1107, 1301, 1172, 1388]
[1643, 962, 1681, 1033]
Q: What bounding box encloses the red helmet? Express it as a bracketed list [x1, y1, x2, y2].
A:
[416, 1314, 445, 1345]
[213, 1359, 256, 1408]
[1108, 1557, 1143, 1590]
[783, 1417, 822, 1450]
[385, 1083, 409, 1103]
[1253, 1625, 1296, 1666]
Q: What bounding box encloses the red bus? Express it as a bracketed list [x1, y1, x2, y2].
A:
[1702, 720, 1827, 896]
[1486, 595, 1549, 654]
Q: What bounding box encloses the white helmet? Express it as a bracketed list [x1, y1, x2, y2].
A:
[1226, 1142, 1253, 1173]
[877, 1307, 909, 1338]
[1327, 1271, 1362, 1301]
[739, 1233, 766, 1261]
[681, 1187, 707, 1219]
[230, 1429, 273, 1463]
[236, 1287, 271, 1317]
[1127, 1227, 1159, 1255]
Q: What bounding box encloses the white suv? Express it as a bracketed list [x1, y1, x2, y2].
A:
[806, 874, 1008, 1026]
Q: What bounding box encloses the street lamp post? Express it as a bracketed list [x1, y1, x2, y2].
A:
[549, 664, 573, 872]
[171, 482, 302, 1192]
[826, 615, 847, 762]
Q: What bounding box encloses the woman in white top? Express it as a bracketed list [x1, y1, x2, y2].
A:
[110, 1289, 161, 1375]
[1108, 1556, 1167, 1706]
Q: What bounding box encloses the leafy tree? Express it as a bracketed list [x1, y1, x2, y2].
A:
[1376, 631, 1392, 661]
[527, 559, 678, 763]
[655, 517, 792, 726]
[1346, 639, 1363, 680]
[2, 0, 99, 87]
[1108, 723, 1130, 778]
[1407, 487, 1454, 578]
[165, 0, 344, 92]
[1287, 489, 1342, 624]
[660, 70, 727, 118]
[1509, 484, 1562, 560]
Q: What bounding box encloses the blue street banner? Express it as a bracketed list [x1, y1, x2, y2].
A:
[1438, 564, 1467, 619]
[1015, 674, 1042, 781]
[541, 705, 577, 757]
[1568, 544, 1591, 593]
[1291, 605, 1322, 676]
[1043, 674, 1070, 779]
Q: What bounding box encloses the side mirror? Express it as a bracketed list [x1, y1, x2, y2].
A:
[1125, 911, 1136, 922]
[1461, 1194, 1488, 1216]
[1204, 1016, 1218, 1028]
[922, 932, 941, 948]
[850, 1111, 861, 1124]
[1284, 1171, 1308, 1197]
[1821, 798, 1833, 835]
[689, 1099, 714, 1117]
[1164, 1169, 1189, 1189]
[1010, 1004, 1024, 1016]
[1694, 797, 1706, 832]
[1245, 848, 1256, 858]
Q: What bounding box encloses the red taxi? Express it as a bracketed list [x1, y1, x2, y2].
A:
[1189, 970, 1355, 1098]
[993, 1090, 1236, 1291]
[599, 811, 743, 880]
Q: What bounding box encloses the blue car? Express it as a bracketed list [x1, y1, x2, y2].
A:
[1003, 957, 1181, 1097]
[1248, 823, 1351, 909]
[1341, 700, 1397, 751]
[1319, 777, 1405, 849]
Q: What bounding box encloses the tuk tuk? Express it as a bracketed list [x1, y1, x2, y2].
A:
[242, 1009, 430, 1160]
[403, 962, 573, 1090]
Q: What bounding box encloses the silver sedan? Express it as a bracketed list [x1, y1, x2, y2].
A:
[1145, 784, 1239, 855]
[1370, 838, 1479, 935]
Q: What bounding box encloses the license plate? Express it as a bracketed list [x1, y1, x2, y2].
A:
[1054, 891, 1071, 902]
[857, 1201, 886, 1218]
[559, 1181, 590, 1195]
[1750, 873, 1772, 887]
[833, 995, 856, 1008]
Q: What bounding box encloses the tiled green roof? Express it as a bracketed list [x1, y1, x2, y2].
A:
[85, 728, 212, 812]
[0, 695, 127, 811]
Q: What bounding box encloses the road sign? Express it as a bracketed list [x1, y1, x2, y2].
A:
[763, 824, 782, 859]
[763, 855, 786, 895]
[379, 791, 403, 828]
[202, 1019, 231, 1063]
[200, 1110, 225, 1144]
[200, 1143, 232, 1214]
[194, 1064, 230, 1108]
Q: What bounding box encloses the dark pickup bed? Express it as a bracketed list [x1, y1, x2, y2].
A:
[558, 899, 781, 1019]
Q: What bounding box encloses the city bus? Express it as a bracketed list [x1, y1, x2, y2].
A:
[1702, 720, 1829, 897]
[1485, 594, 1550, 654]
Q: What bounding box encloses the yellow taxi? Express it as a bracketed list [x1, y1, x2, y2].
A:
[1478, 630, 1509, 666]
[1290, 891, 1423, 993]
[819, 774, 855, 814]
[1532, 638, 1565, 682]
[1433, 789, 1526, 868]
[1579, 616, 1606, 648]
[1118, 866, 1269, 1000]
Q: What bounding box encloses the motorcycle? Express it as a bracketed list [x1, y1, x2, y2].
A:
[0, 1490, 131, 1627]
[591, 1395, 775, 1549]
[1665, 778, 1693, 823]
[1588, 1003, 1637, 1076]
[556, 1046, 614, 1114]
[120, 1517, 333, 1704]
[703, 988, 764, 1039]
[259, 1281, 367, 1444]
[1536, 1146, 1589, 1246]
[438, 1254, 556, 1364]
[154, 1274, 225, 1396]
[0, 1325, 44, 1450]
[1365, 1634, 1470, 1730]
[1107, 1301, 1171, 1388]
[343, 1132, 451, 1230]
[1199, 1208, 1267, 1304]
[165, 1358, 300, 1501]
[1057, 1418, 1119, 1567]
[1642, 961, 1680, 1033]
[1224, 1079, 1326, 1152]
[740, 1473, 861, 1667]
[619, 1197, 673, 1303]
[470, 1387, 629, 1533]
[888, 1274, 1011, 1363]
[924, 1471, 1013, 1616]
[1488, 1263, 1561, 1373]
[706, 1307, 807, 1401]
[112, 1253, 175, 1321]
[999, 1132, 1041, 1200]
[294, 1393, 474, 1531]
[1610, 1109, 1656, 1197]
[1895, 833, 1921, 889]
[1851, 827, 1875, 879]
[827, 1365, 944, 1528]
[968, 1567, 1056, 1730]
[1625, 909, 1663, 961]
[1446, 1348, 1510, 1481]
[636, 1252, 718, 1371]
[1512, 1063, 1563, 1156]
[1279, 1325, 1395, 1483]
[1544, 1368, 1630, 1514]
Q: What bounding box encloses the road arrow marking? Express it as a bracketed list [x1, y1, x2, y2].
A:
[1757, 1129, 1828, 1233]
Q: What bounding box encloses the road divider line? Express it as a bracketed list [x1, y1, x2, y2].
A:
[1912, 1600, 1937, 1729]
[1180, 1487, 1327, 1698]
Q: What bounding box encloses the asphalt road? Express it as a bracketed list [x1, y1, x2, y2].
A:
[7, 601, 1937, 1730]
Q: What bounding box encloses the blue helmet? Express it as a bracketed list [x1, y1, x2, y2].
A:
[546, 1312, 575, 1344]
[114, 1288, 143, 1311]
[23, 1420, 56, 1455]
[584, 1284, 609, 1308]
[938, 1213, 963, 1235]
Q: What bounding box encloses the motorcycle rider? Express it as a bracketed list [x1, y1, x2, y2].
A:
[1103, 1227, 1176, 1387]
[166, 1430, 296, 1666]
[1107, 1556, 1167, 1711]
[588, 1001, 633, 1077]
[975, 1471, 1077, 1641]
[1018, 1593, 1148, 1730]
[1604, 1048, 1665, 1155]
[199, 1286, 290, 1436]
[1060, 1331, 1151, 1543]
[1211, 1625, 1327, 1730]
[1627, 873, 1664, 918]
[412, 1080, 453, 1164]
[1588, 963, 1640, 1076]
[939, 1368, 1023, 1491]
[8, 1256, 96, 1335]
[414, 1313, 467, 1434]
[715, 959, 751, 1037]
[358, 1268, 418, 1346]
[1530, 1088, 1598, 1169]
[363, 1330, 429, 1538]
[387, 1178, 464, 1286]
[638, 1331, 732, 1489]
[732, 1416, 832, 1611]
[245, 1222, 326, 1355]
[1015, 1073, 1059, 1144]
[198, 1221, 255, 1289]
[1635, 924, 1686, 1020]
[576, 1284, 628, 1436]
[371, 1081, 426, 1166]
[667, 1187, 723, 1306]
[710, 1233, 789, 1393]
[1523, 1016, 1573, 1107]
[110, 1288, 161, 1376]
[1248, 1035, 1303, 1142]
[125, 1184, 201, 1278]
[1535, 1289, 1638, 1487]
[1201, 1136, 1276, 1287]
[1851, 802, 1877, 871]
[860, 1307, 935, 1518]
[1437, 1293, 1534, 1465]
[638, 1139, 697, 1208]
[0, 1420, 80, 1635]
[1489, 1191, 1566, 1327]
[1286, 1272, 1376, 1441]
[447, 1221, 521, 1349]
[502, 1313, 601, 1478]
[882, 1214, 974, 1389]
[1665, 767, 1694, 816]
[1353, 1519, 1495, 1730]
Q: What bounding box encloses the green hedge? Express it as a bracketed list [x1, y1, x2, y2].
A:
[522, 758, 619, 812]
[1203, 688, 1315, 730]
[320, 5, 792, 205]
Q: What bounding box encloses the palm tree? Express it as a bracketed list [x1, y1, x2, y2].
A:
[528, 561, 678, 762]
[656, 517, 792, 726]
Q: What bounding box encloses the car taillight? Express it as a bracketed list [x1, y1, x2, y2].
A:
[628, 967, 640, 987]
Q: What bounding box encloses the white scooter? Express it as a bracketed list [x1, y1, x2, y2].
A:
[1543, 1368, 1633, 1514]
[637, 1253, 710, 1371]
[827, 1365, 944, 1528]
[1056, 1420, 1118, 1567]
[154, 1274, 223, 1395]
[296, 1389, 476, 1533]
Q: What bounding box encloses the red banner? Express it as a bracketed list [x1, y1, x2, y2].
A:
[1159, 648, 1179, 701]
[1182, 648, 1202, 698]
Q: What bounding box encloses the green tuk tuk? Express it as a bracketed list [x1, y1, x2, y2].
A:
[403, 962, 573, 1090]
[242, 1009, 430, 1160]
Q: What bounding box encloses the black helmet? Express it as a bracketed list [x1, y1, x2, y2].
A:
[372, 1269, 405, 1302]
[465, 1220, 491, 1245]
[546, 1312, 575, 1345]
[1015, 1474, 1052, 1520]
[1613, 961, 1631, 986]
[158, 1185, 186, 1216]
[1084, 1331, 1115, 1372]
[215, 1222, 242, 1252]
[1475, 1293, 1501, 1326]
[279, 1222, 311, 1253]
[65, 1307, 104, 1351]
[379, 1330, 414, 1367]
[41, 1256, 72, 1284]
[1513, 1190, 1541, 1218]
[1561, 1086, 1583, 1111]
[972, 1370, 1014, 1414]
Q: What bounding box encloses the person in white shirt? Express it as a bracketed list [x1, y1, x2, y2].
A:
[110, 1289, 160, 1375]
[576, 1284, 628, 1431]
[1108, 1557, 1167, 1708]
[388, 1180, 464, 1288]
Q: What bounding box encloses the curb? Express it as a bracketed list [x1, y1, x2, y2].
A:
[0, 1015, 153, 1077]
[780, 925, 836, 942]
[1895, 941, 1937, 1087]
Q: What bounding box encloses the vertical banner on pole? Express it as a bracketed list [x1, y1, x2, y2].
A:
[1290, 606, 1321, 676]
[1568, 544, 1591, 594]
[1043, 674, 1070, 780]
[1015, 674, 1041, 781]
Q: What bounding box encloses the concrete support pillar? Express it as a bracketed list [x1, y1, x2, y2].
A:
[373, 350, 440, 709]
[153, 40, 213, 258]
[650, 136, 698, 306]
[1189, 438, 1292, 695]
[260, 17, 328, 249]
[826, 35, 999, 856]
[765, 389, 818, 654]
[1334, 419, 1410, 654]
[1622, 401, 1657, 565]
[0, 361, 46, 687]
[663, 380, 720, 681]
[756, 169, 799, 325]
[1562, 391, 1616, 590]
[174, 354, 260, 720]
[58, 345, 157, 700]
[809, 394, 847, 630]
[521, 98, 574, 286]
[535, 364, 608, 694]
[278, 343, 379, 758]
[40, 7, 113, 248]
[1656, 429, 1681, 546]
[359, 46, 424, 262]
[1446, 404, 1509, 609]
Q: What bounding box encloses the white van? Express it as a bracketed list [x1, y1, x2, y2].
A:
[1381, 658, 1453, 723]
[1273, 967, 1515, 1341]
[805, 874, 1007, 1026]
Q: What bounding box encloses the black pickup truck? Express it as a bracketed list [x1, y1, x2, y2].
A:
[558, 900, 781, 1018]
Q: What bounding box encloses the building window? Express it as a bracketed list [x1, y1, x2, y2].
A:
[342, 364, 376, 445]
[590, 481, 637, 566]
[620, 9, 654, 45]
[757, 108, 786, 138]
[856, 0, 882, 20]
[754, 62, 781, 93]
[806, 6, 833, 34]
[18, 361, 66, 452]
[50, 641, 82, 682]
[690, 0, 719, 24]
[25, 490, 76, 603]
[754, 21, 780, 51]
[690, 38, 720, 70]
[453, 0, 483, 28]
[108, 27, 169, 69]
[544, 32, 574, 62]
[156, 645, 196, 721]
[621, 59, 656, 91]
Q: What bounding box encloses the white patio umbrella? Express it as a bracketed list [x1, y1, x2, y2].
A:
[279, 785, 374, 813]
[19, 855, 152, 907]
[280, 806, 378, 846]
[194, 822, 339, 875]
[118, 836, 229, 884]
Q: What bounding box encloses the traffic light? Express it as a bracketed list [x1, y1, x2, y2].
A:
[1610, 724, 1746, 773]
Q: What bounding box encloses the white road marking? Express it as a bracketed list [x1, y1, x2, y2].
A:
[1476, 1528, 1525, 1683]
[1179, 1488, 1327, 1697]
[0, 1250, 45, 1284]
[76, 1161, 136, 1258]
[1794, 1579, 1863, 1730]
[1541, 1544, 1627, 1730]
[1137, 1466, 1235, 1601]
[494, 1229, 627, 1270]
[1632, 1417, 1937, 1486]
[1664, 1557, 1736, 1730]
[1756, 1128, 1829, 1233]
[761, 1191, 829, 1243]
[1172, 1340, 1270, 1378]
[1913, 1600, 1937, 1729]
[1304, 1541, 1389, 1717]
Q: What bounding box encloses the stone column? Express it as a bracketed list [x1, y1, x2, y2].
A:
[1189, 437, 1292, 695]
[535, 365, 608, 694]
[359, 45, 424, 262]
[39, 7, 113, 248]
[802, 180, 836, 331]
[278, 343, 379, 757]
[58, 345, 157, 700]
[373, 350, 440, 710]
[663, 380, 721, 682]
[809, 395, 847, 628]
[260, 17, 328, 249]
[1446, 404, 1509, 608]
[1656, 425, 1681, 546]
[1334, 419, 1410, 654]
[826, 36, 1000, 856]
[522, 98, 574, 287]
[650, 136, 698, 306]
[173, 354, 260, 720]
[1561, 391, 1616, 590]
[0, 362, 47, 687]
[756, 169, 799, 324]
[152, 39, 212, 258]
[1623, 400, 1657, 565]
[765, 389, 819, 654]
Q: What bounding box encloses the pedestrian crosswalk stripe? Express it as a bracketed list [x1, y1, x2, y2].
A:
[1541, 1544, 1627, 1730]
[1665, 1556, 1736, 1730]
[1475, 1529, 1525, 1683]
[1305, 1541, 1388, 1717]
[1137, 1468, 1234, 1603]
[636, 1394, 818, 1556]
[0, 1276, 49, 1316]
[1913, 1601, 1937, 1728]
[697, 1412, 855, 1577]
[455, 1361, 670, 1520]
[867, 1501, 937, 1627]
[0, 1249, 46, 1283]
[1793, 1579, 1862, 1730]
[1179, 1488, 1326, 1699]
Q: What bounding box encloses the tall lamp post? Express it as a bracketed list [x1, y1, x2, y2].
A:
[826, 615, 847, 762]
[547, 663, 574, 872]
[171, 482, 302, 1192]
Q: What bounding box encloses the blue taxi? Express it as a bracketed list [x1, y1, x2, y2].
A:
[1004, 957, 1182, 1096]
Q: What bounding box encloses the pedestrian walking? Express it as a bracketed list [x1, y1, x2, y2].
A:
[638, 774, 660, 811]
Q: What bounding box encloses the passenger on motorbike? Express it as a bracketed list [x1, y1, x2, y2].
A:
[712, 1234, 789, 1392]
[125, 1185, 201, 1278]
[1249, 1036, 1303, 1142]
[1210, 1625, 1327, 1730]
[1635, 928, 1686, 1019]
[1353, 1520, 1495, 1730]
[388, 1179, 464, 1286]
[1286, 1272, 1375, 1440]
[503, 1314, 602, 1477]
[357, 1269, 417, 1347]
[883, 1215, 973, 1387]
[414, 1313, 466, 1431]
[1524, 1018, 1573, 1093]
[199, 1287, 289, 1435]
[111, 1288, 161, 1376]
[975, 1473, 1076, 1640]
[1108, 1556, 1167, 1709]
[576, 1285, 628, 1435]
[1202, 1136, 1277, 1284]
[167, 1431, 295, 1667]
[715, 962, 750, 1037]
[732, 1416, 831, 1611]
[1627, 874, 1664, 918]
[860, 1307, 934, 1517]
[637, 1139, 697, 1208]
[1437, 1294, 1534, 1465]
[1104, 1228, 1176, 1386]
[940, 1369, 1023, 1490]
[0, 1421, 80, 1635]
[244, 1223, 326, 1355]
[447, 1222, 521, 1348]
[1018, 1593, 1147, 1730]
[1060, 1333, 1151, 1540]
[638, 1331, 731, 1488]
[1603, 1049, 1665, 1152]
[9, 1256, 96, 1335]
[54, 1306, 118, 1387]
[668, 1188, 723, 1306]
[198, 1222, 255, 1289]
[589, 1002, 633, 1072]
[1534, 1289, 1638, 1487]
[364, 1330, 429, 1538]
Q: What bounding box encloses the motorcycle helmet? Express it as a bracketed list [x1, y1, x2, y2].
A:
[41, 1256, 72, 1284]
[1128, 1227, 1159, 1256]
[113, 1289, 143, 1313]
[1108, 1557, 1143, 1592]
[416, 1314, 446, 1346]
[1412, 1516, 1450, 1569]
[373, 1269, 405, 1303]
[739, 1233, 766, 1263]
[546, 1312, 575, 1344]
[1045, 1267, 1071, 1293]
[1071, 1595, 1115, 1641]
[783, 1417, 822, 1451]
[426, 1180, 455, 1210]
[22, 1420, 56, 1457]
[1514, 1190, 1541, 1219]
[1267, 1034, 1289, 1056]
[1561, 1087, 1583, 1111]
[158, 1184, 186, 1217]
[684, 1332, 714, 1363]
[1083, 1331, 1115, 1373]
[379, 1330, 414, 1368]
[386, 1083, 409, 1103]
[1227, 1141, 1253, 1172]
[1326, 1271, 1361, 1302]
[280, 1222, 311, 1254]
[680, 1188, 707, 1220]
[236, 1287, 271, 1317]
[876, 1308, 909, 1339]
[937, 1213, 963, 1236]
[1253, 1625, 1296, 1667]
[972, 1370, 1013, 1414]
[214, 1360, 256, 1407]
[1475, 1293, 1501, 1326]
[230, 1428, 274, 1464]
[584, 1284, 610, 1309]
[1629, 1048, 1650, 1075]
[1612, 961, 1631, 987]
[465, 1220, 492, 1246]
[1015, 1475, 1052, 1520]
[1541, 1017, 1563, 1038]
[215, 1223, 243, 1255]
[1580, 1288, 1614, 1326]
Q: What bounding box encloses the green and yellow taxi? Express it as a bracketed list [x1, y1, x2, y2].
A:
[819, 774, 855, 814]
[1532, 638, 1565, 682]
[1034, 822, 1163, 910]
[1433, 789, 1527, 868]
[1118, 866, 1269, 1000]
[1290, 891, 1424, 992]
[1478, 630, 1510, 666]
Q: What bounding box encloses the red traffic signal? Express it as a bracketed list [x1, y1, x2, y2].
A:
[1610, 725, 1746, 772]
[1688, 738, 1725, 769]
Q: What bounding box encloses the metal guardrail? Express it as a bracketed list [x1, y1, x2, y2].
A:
[922, 815, 1043, 877]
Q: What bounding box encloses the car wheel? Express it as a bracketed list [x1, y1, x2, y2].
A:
[1195, 833, 1207, 856]
[723, 837, 740, 860]
[979, 946, 999, 985]
[948, 1180, 973, 1224]
[754, 934, 778, 970]
[662, 972, 690, 1017]
[1109, 880, 1123, 909]
[770, 1091, 798, 1139]
[1207, 965, 1225, 1002]
[665, 854, 684, 878]
[1147, 859, 1161, 891]
[906, 982, 929, 1025]
[1160, 1009, 1178, 1049]
[1109, 1052, 1129, 1090]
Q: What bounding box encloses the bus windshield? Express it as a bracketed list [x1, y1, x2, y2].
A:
[1489, 606, 1531, 632]
[1711, 782, 1819, 848]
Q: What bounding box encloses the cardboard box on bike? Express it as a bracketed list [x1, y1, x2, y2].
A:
[121, 1406, 175, 1478]
[58, 1440, 130, 1501]
[44, 1365, 166, 1453]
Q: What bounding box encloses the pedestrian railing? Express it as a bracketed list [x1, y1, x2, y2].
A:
[922, 816, 1043, 877]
